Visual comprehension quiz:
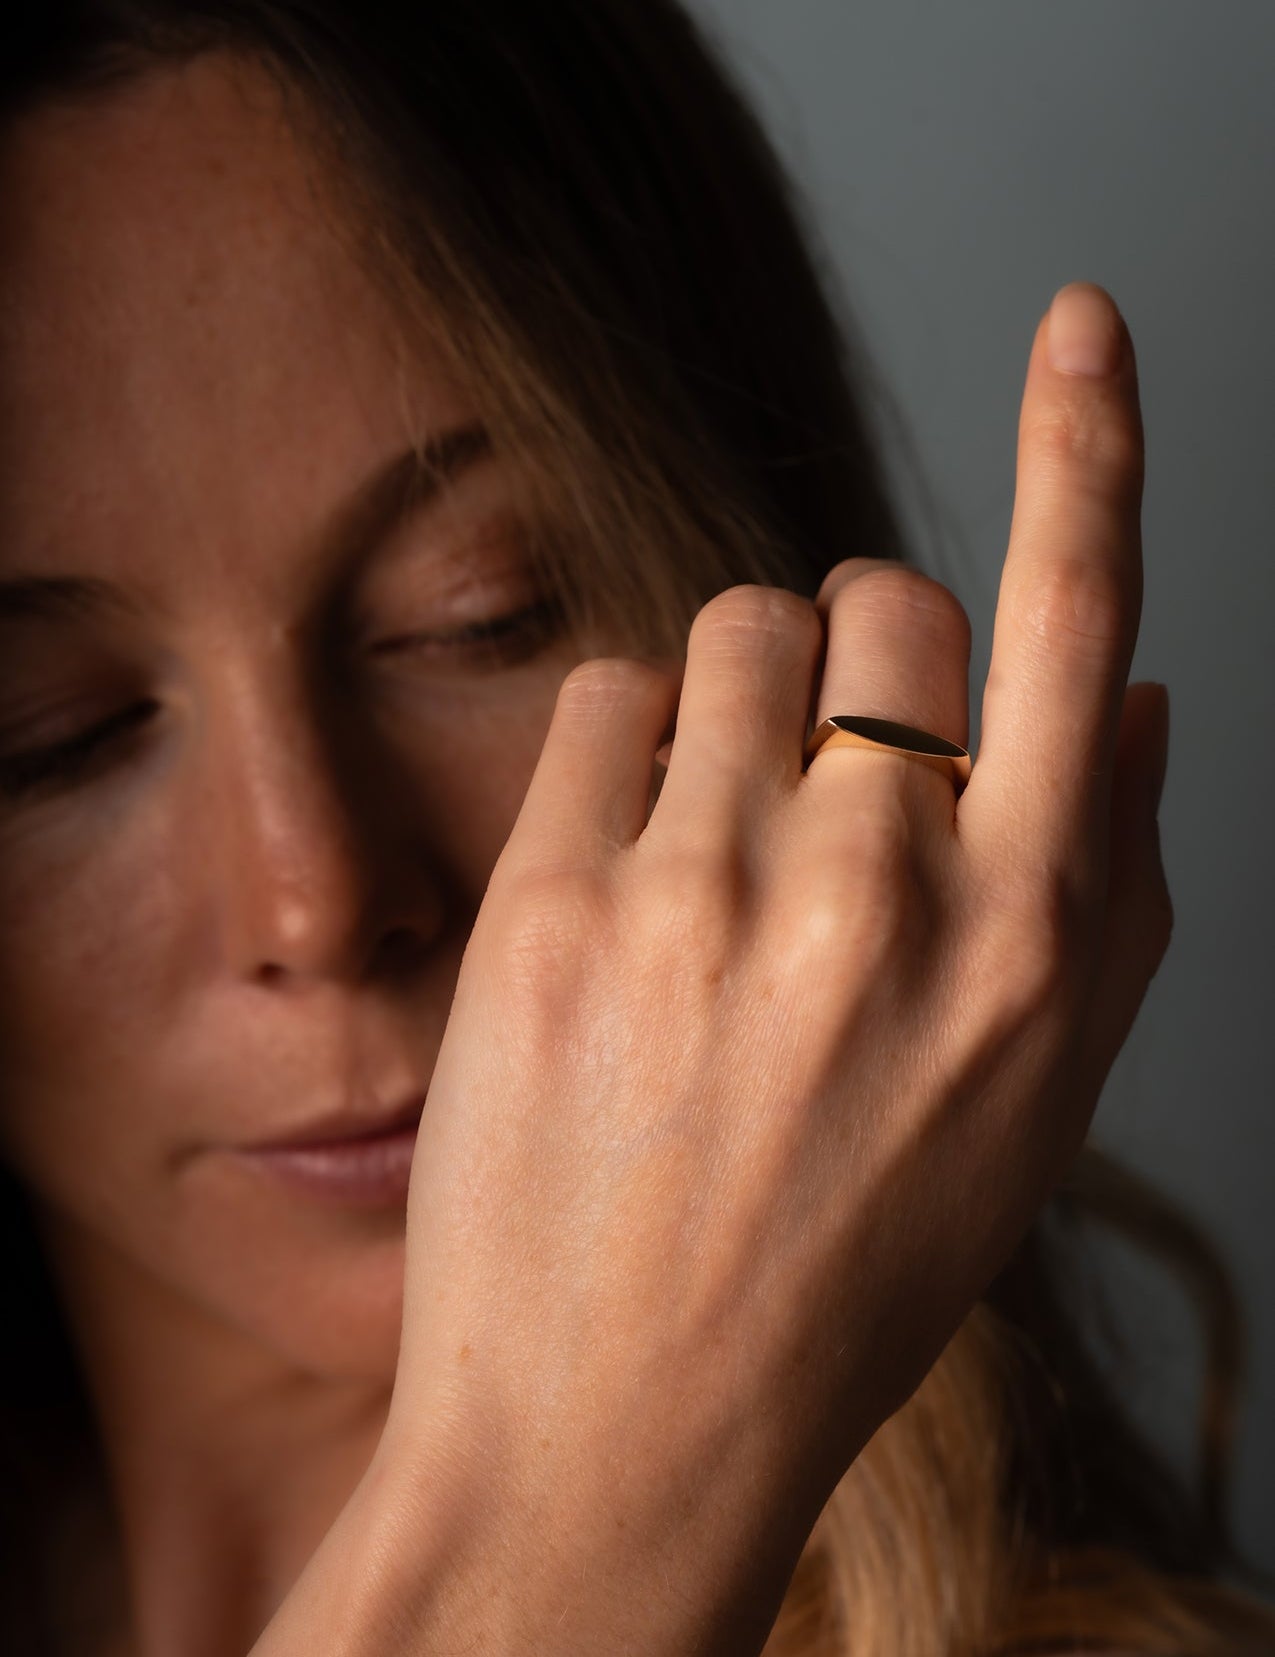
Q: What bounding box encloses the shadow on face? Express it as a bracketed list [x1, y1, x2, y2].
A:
[0, 50, 592, 1388]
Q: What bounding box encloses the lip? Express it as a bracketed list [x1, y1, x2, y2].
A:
[230, 1094, 425, 1206]
[248, 1093, 426, 1152]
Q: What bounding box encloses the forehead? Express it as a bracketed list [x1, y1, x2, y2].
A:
[0, 51, 475, 598]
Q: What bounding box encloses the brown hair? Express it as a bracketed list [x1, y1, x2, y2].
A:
[4, 3, 1274, 1651]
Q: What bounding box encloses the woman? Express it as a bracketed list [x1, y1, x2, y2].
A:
[3, 3, 1273, 1652]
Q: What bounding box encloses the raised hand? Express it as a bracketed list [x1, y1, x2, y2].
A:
[256, 283, 1170, 1657]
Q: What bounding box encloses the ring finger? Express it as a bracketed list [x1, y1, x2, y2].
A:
[808, 558, 972, 790]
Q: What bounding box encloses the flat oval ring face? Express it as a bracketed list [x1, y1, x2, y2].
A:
[804, 716, 972, 791]
[823, 716, 967, 758]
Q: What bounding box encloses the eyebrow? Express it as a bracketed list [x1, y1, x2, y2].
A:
[0, 420, 494, 626]
[332, 420, 494, 565]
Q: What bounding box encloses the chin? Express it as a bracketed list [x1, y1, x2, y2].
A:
[37, 1156, 412, 1394]
[147, 1141, 415, 1384]
[208, 1218, 409, 1385]
[269, 1238, 407, 1383]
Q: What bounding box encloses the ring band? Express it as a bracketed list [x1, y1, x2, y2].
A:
[804, 716, 972, 793]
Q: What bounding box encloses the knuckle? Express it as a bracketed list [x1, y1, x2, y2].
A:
[1016, 557, 1130, 657]
[644, 840, 751, 939]
[828, 570, 968, 659]
[791, 879, 908, 984]
[557, 655, 669, 715]
[694, 584, 818, 649]
[784, 793, 925, 968]
[837, 565, 971, 653]
[1027, 396, 1144, 499]
[629, 848, 749, 998]
[845, 790, 920, 893]
[485, 862, 609, 985]
[816, 555, 900, 607]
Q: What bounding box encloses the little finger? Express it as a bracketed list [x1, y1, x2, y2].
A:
[1073, 681, 1173, 1095]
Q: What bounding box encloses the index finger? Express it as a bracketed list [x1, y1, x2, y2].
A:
[960, 283, 1144, 892]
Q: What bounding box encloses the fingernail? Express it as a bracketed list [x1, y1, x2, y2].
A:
[1048, 283, 1124, 377]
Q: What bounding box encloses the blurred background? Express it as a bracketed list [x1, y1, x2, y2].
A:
[686, 0, 1274, 1574]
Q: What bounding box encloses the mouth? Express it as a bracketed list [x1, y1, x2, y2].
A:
[231, 1094, 426, 1205]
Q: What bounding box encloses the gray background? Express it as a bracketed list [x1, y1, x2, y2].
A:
[686, 0, 1274, 1572]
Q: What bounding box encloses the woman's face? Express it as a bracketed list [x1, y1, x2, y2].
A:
[0, 55, 591, 1383]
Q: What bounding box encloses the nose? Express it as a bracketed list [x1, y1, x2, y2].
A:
[198, 663, 446, 987]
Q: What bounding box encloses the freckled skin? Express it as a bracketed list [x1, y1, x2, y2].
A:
[0, 51, 592, 1646]
[0, 46, 1163, 1657]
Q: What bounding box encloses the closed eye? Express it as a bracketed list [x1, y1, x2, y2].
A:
[0, 700, 160, 802]
[370, 595, 567, 665]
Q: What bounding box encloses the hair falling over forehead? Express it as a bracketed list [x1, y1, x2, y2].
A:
[12, 0, 906, 656]
[4, 2, 1275, 1652]
[292, 3, 910, 660]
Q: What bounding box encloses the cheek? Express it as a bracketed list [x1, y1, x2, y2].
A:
[0, 822, 407, 1381]
[0, 807, 180, 1179]
[0, 806, 199, 1352]
[386, 659, 571, 877]
[0, 664, 567, 1385]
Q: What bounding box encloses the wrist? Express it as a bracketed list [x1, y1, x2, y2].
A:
[347, 1390, 827, 1655]
[254, 1369, 852, 1657]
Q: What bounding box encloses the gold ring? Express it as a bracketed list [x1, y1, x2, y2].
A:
[804, 716, 972, 793]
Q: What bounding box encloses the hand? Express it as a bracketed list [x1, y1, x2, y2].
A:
[257, 284, 1171, 1656]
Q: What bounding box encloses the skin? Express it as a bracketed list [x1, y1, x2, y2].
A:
[0, 54, 596, 1655]
[0, 49, 1170, 1657]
